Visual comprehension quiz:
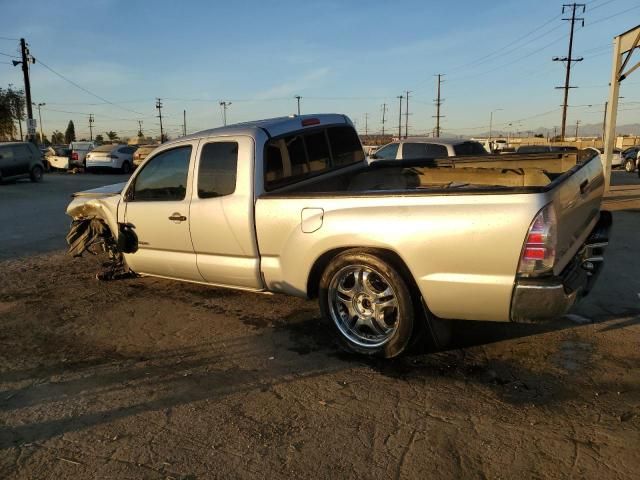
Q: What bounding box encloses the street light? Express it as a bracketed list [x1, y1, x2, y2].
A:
[489, 108, 503, 151]
[32, 102, 45, 145]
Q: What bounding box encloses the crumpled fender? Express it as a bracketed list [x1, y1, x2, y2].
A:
[66, 198, 120, 240]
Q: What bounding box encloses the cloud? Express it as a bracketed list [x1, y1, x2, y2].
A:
[255, 67, 331, 99]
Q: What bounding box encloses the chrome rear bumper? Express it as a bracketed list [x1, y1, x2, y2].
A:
[510, 211, 612, 323]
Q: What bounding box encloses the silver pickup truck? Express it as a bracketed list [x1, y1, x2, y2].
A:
[66, 114, 610, 358]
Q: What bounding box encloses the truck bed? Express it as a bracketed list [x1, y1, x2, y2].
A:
[265, 151, 594, 196]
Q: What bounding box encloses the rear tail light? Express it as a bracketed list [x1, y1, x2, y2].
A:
[72, 152, 79, 161]
[301, 118, 320, 127]
[517, 204, 557, 276]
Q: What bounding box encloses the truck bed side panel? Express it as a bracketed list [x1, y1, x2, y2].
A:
[255, 194, 544, 322]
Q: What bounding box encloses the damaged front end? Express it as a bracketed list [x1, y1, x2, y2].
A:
[66, 194, 138, 281]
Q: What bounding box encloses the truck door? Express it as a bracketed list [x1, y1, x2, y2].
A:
[189, 136, 262, 289]
[122, 142, 203, 281]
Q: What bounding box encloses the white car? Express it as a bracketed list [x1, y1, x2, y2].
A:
[369, 138, 488, 163]
[85, 144, 137, 173]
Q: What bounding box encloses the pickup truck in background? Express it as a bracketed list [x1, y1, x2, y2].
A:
[66, 114, 611, 358]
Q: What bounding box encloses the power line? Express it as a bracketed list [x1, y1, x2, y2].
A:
[0, 51, 19, 58]
[0, 36, 19, 41]
[35, 58, 146, 117]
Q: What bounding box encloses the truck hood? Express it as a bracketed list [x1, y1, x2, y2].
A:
[72, 182, 126, 198]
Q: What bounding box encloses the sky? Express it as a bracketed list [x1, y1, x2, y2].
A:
[0, 0, 639, 140]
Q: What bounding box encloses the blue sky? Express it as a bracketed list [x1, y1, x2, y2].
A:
[1, 0, 638, 139]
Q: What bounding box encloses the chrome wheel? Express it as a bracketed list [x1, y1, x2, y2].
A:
[328, 265, 400, 348]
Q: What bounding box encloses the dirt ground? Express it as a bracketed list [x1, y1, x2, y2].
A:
[1, 198, 639, 479]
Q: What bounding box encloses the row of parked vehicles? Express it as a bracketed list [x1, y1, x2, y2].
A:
[366, 139, 640, 173]
[43, 142, 159, 173]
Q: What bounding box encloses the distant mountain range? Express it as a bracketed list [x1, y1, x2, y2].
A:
[483, 123, 640, 138]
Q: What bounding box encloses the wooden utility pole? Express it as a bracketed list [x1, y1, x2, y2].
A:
[219, 101, 231, 126]
[404, 90, 410, 138]
[433, 74, 444, 138]
[381, 103, 387, 137]
[183, 110, 187, 136]
[554, 3, 585, 141]
[156, 98, 164, 142]
[19, 38, 34, 141]
[89, 114, 94, 141]
[397, 95, 403, 139]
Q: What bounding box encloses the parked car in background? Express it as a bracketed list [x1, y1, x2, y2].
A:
[47, 146, 73, 170]
[70, 141, 96, 168]
[516, 145, 579, 154]
[132, 144, 159, 168]
[621, 146, 639, 172]
[0, 142, 44, 182]
[585, 147, 624, 169]
[369, 138, 487, 162]
[85, 144, 137, 173]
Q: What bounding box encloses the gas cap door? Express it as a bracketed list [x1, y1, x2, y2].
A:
[301, 208, 324, 233]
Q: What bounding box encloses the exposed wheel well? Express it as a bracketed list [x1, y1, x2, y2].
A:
[306, 246, 420, 299]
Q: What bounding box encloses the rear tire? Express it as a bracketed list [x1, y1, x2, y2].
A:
[319, 250, 414, 358]
[30, 165, 43, 182]
[121, 161, 131, 174]
[624, 158, 635, 173]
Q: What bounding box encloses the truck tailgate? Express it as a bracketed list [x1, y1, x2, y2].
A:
[548, 154, 604, 275]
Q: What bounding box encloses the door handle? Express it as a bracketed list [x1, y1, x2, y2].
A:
[579, 179, 589, 194]
[168, 213, 187, 223]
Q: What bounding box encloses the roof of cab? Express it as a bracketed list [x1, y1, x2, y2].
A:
[164, 113, 351, 146]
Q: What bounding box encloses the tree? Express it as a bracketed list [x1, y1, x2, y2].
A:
[35, 132, 50, 146]
[51, 130, 65, 144]
[534, 134, 544, 138]
[0, 85, 26, 141]
[106, 130, 119, 141]
[95, 134, 104, 144]
[65, 120, 76, 144]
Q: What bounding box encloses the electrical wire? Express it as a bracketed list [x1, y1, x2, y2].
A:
[0, 51, 19, 58]
[35, 58, 146, 117]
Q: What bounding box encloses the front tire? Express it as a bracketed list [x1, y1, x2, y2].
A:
[319, 250, 414, 358]
[30, 165, 43, 182]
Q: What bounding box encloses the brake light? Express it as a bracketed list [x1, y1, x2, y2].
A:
[518, 204, 557, 276]
[301, 118, 320, 127]
[72, 152, 79, 161]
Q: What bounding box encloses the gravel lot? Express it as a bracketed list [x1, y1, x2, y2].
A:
[0, 171, 639, 479]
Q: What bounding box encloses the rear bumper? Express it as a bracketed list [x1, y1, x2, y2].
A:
[510, 211, 612, 322]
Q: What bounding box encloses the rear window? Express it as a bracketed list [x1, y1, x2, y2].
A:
[453, 142, 487, 156]
[402, 143, 448, 159]
[198, 142, 238, 198]
[93, 145, 117, 152]
[264, 125, 364, 191]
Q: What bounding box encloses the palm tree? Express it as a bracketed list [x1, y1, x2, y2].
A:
[106, 131, 119, 141]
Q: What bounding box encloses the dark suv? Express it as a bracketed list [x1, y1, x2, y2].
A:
[0, 142, 45, 183]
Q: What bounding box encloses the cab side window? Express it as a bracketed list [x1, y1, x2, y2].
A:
[131, 146, 192, 201]
[198, 142, 238, 198]
[374, 143, 399, 160]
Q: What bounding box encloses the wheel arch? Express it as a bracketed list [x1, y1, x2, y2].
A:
[306, 246, 421, 300]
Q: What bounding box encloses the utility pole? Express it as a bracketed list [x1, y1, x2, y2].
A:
[137, 120, 143, 137]
[381, 103, 387, 137]
[89, 114, 94, 141]
[575, 120, 581, 140]
[33, 102, 45, 144]
[19, 38, 34, 142]
[183, 110, 187, 136]
[219, 101, 231, 126]
[433, 74, 444, 138]
[553, 3, 585, 141]
[156, 98, 164, 143]
[397, 95, 404, 139]
[602, 101, 607, 141]
[364, 113, 369, 136]
[404, 90, 411, 139]
[294, 95, 301, 115]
